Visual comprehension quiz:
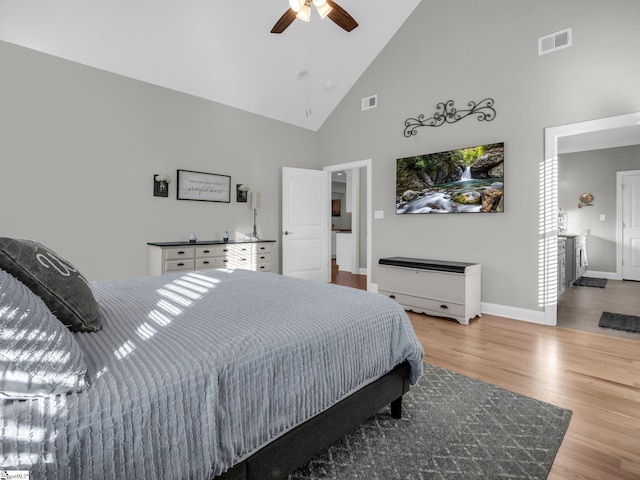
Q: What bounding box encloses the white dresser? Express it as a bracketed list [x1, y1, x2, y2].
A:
[147, 240, 275, 276]
[377, 257, 481, 325]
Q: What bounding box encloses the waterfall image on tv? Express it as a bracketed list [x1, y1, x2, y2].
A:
[396, 142, 504, 214]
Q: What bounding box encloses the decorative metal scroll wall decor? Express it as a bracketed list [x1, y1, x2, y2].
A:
[403, 98, 496, 137]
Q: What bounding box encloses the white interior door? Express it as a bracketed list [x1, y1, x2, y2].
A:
[282, 167, 331, 282]
[622, 172, 640, 281]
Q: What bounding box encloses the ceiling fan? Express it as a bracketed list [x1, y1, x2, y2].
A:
[271, 0, 358, 34]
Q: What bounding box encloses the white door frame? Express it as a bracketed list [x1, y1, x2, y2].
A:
[618, 169, 640, 280]
[543, 112, 640, 326]
[324, 159, 372, 291]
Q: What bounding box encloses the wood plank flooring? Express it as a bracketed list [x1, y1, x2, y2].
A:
[331, 270, 640, 479]
[558, 279, 640, 340]
[331, 260, 366, 290]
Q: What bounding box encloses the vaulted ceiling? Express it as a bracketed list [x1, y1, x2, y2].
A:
[0, 0, 422, 131]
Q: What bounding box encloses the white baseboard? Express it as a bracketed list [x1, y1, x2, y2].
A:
[370, 282, 548, 326]
[480, 302, 549, 325]
[584, 270, 621, 280]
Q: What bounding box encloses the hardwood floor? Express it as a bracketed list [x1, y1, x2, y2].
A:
[332, 272, 640, 479]
[331, 260, 366, 290]
[558, 279, 640, 341]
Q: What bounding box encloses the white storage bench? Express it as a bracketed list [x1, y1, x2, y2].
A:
[377, 257, 481, 325]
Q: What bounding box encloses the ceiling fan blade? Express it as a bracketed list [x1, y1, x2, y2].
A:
[271, 9, 297, 34]
[326, 0, 358, 32]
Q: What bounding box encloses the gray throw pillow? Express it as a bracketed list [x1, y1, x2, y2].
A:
[0, 268, 89, 399]
[0, 238, 101, 332]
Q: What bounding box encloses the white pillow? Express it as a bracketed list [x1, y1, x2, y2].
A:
[0, 268, 88, 399]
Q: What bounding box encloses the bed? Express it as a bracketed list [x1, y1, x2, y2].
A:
[0, 238, 424, 480]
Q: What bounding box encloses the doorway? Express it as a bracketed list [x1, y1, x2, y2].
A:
[543, 112, 640, 327]
[324, 159, 372, 291]
[556, 163, 640, 339]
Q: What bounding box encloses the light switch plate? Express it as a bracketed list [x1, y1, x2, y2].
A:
[374, 210, 384, 219]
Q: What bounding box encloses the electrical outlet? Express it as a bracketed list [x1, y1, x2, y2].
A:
[374, 210, 384, 219]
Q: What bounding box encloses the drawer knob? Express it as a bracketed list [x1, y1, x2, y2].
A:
[177, 251, 185, 255]
[389, 295, 396, 299]
[203, 261, 209, 265]
[177, 263, 185, 266]
[440, 304, 449, 310]
[203, 250, 210, 253]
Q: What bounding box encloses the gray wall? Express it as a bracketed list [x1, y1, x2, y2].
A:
[0, 40, 318, 281]
[559, 145, 640, 272]
[2, 0, 640, 316]
[317, 0, 640, 312]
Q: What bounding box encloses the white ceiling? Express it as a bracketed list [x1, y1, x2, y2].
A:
[0, 0, 421, 131]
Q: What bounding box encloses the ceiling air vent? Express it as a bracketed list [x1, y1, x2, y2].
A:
[538, 28, 572, 56]
[362, 95, 377, 111]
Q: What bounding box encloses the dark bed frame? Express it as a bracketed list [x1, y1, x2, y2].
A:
[214, 362, 411, 480]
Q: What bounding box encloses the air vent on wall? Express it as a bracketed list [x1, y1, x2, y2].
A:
[362, 95, 377, 111]
[538, 28, 572, 55]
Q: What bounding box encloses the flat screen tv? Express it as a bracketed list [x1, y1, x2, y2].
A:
[396, 142, 504, 214]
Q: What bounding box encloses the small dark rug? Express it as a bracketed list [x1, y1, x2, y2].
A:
[573, 276, 607, 288]
[289, 364, 572, 480]
[599, 311, 640, 333]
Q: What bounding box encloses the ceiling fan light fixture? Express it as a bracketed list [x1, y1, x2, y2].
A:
[271, 0, 356, 34]
[289, 0, 303, 12]
[315, 2, 332, 19]
[295, 4, 311, 22]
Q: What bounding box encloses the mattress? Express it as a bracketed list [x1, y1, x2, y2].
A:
[0, 268, 424, 479]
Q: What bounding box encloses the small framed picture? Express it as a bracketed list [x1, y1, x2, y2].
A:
[237, 184, 249, 202]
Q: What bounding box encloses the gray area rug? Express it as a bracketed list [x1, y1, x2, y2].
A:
[599, 311, 640, 332]
[289, 364, 572, 480]
[573, 276, 607, 288]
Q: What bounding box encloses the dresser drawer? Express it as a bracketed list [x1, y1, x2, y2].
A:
[227, 244, 255, 256]
[165, 259, 195, 272]
[255, 244, 273, 254]
[227, 256, 253, 269]
[256, 261, 272, 272]
[255, 253, 272, 263]
[196, 246, 225, 258]
[195, 257, 227, 269]
[163, 246, 195, 261]
[378, 290, 466, 318]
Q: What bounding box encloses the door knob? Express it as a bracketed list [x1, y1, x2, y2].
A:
[283, 231, 294, 235]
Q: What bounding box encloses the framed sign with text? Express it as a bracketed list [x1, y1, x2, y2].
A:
[177, 169, 231, 203]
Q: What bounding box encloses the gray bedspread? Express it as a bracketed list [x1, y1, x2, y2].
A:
[1, 269, 424, 479]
